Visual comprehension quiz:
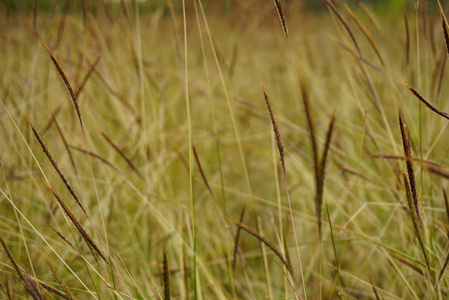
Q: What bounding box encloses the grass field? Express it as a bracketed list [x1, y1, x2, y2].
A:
[1, 0, 449, 299]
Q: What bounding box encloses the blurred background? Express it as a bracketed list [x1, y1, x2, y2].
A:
[0, 0, 416, 15]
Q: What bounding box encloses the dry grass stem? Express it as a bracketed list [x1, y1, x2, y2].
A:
[325, 0, 361, 54]
[234, 222, 293, 278]
[101, 132, 144, 179]
[48, 106, 78, 175]
[49, 186, 109, 266]
[404, 81, 449, 120]
[76, 55, 102, 96]
[193, 145, 215, 200]
[232, 204, 246, 271]
[41, 39, 83, 128]
[69, 144, 122, 175]
[404, 9, 410, 68]
[344, 4, 384, 66]
[163, 248, 171, 300]
[28, 118, 87, 215]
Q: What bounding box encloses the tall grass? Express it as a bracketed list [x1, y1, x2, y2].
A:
[1, 1, 449, 299]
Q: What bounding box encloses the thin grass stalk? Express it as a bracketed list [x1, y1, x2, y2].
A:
[436, 50, 447, 104]
[344, 4, 384, 66]
[75, 55, 101, 96]
[359, 2, 383, 37]
[115, 254, 146, 299]
[81, 0, 87, 29]
[436, 237, 449, 285]
[163, 249, 171, 300]
[52, 0, 71, 50]
[101, 132, 143, 179]
[444, 189, 449, 224]
[181, 1, 197, 298]
[119, 0, 132, 28]
[232, 205, 246, 271]
[234, 222, 294, 278]
[47, 260, 74, 300]
[316, 115, 335, 239]
[300, 81, 319, 190]
[48, 105, 78, 175]
[368, 275, 381, 300]
[40, 106, 61, 135]
[258, 217, 273, 299]
[403, 174, 432, 282]
[403, 81, 449, 120]
[192, 145, 215, 200]
[69, 144, 122, 174]
[36, 279, 69, 299]
[330, 36, 382, 72]
[325, 0, 361, 54]
[48, 225, 78, 252]
[404, 8, 410, 69]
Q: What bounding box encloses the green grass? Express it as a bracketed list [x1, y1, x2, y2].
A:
[1, 1, 449, 299]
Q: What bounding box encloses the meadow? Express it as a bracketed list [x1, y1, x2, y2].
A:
[1, 0, 449, 299]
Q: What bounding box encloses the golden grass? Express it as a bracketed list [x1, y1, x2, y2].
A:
[1, 1, 449, 299]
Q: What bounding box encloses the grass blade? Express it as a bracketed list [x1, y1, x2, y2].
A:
[402, 173, 431, 280]
[325, 0, 361, 54]
[234, 222, 293, 278]
[444, 189, 449, 224]
[344, 4, 384, 66]
[48, 105, 78, 175]
[163, 248, 171, 300]
[404, 8, 410, 68]
[46, 260, 74, 300]
[75, 55, 101, 97]
[316, 115, 335, 239]
[403, 81, 449, 120]
[192, 145, 215, 200]
[232, 204, 246, 271]
[69, 144, 122, 175]
[101, 132, 144, 179]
